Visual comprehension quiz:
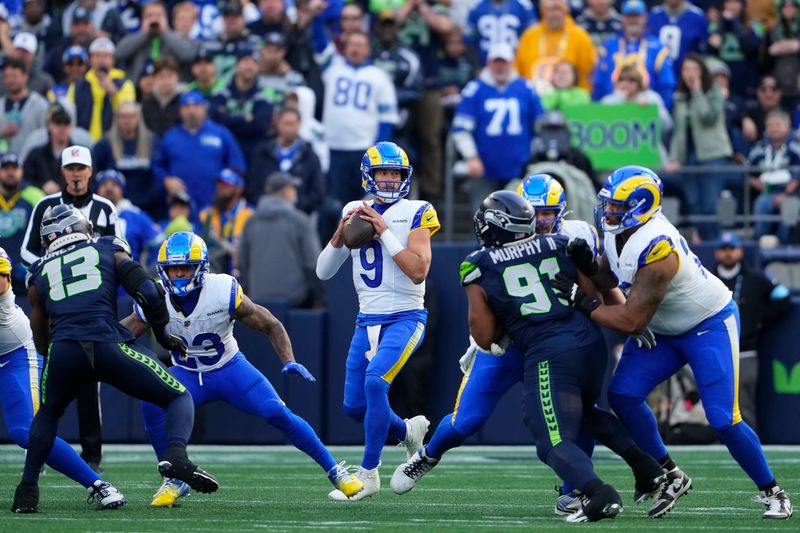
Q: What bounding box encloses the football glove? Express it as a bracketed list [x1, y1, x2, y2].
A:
[552, 273, 599, 316]
[459, 340, 478, 374]
[632, 328, 657, 350]
[566, 239, 599, 277]
[282, 361, 316, 382]
[153, 327, 188, 359]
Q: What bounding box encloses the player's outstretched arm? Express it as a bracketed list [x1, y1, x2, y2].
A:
[27, 284, 49, 355]
[235, 292, 315, 381]
[120, 312, 151, 338]
[465, 284, 501, 352]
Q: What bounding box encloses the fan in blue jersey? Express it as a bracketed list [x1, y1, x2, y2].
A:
[12, 205, 219, 514]
[593, 0, 676, 109]
[392, 184, 666, 522]
[452, 42, 544, 207]
[465, 0, 537, 63]
[316, 142, 440, 501]
[121, 231, 364, 507]
[575, 0, 623, 49]
[554, 165, 793, 519]
[0, 247, 126, 511]
[647, 0, 708, 75]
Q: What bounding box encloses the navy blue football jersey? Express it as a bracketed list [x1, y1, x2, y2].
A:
[27, 236, 135, 343]
[460, 234, 603, 360]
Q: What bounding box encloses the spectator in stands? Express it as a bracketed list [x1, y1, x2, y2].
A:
[43, 6, 96, 86]
[4, 32, 53, 97]
[248, 106, 324, 215]
[160, 190, 197, 237]
[285, 86, 329, 173]
[453, 43, 544, 208]
[171, 1, 200, 40]
[117, 0, 142, 35]
[142, 57, 184, 137]
[322, 30, 398, 205]
[648, 0, 708, 76]
[516, 0, 597, 92]
[238, 171, 324, 308]
[593, 0, 675, 109]
[202, 0, 262, 83]
[68, 37, 136, 141]
[438, 27, 480, 124]
[153, 90, 246, 213]
[707, 57, 749, 158]
[210, 50, 273, 162]
[372, 10, 424, 138]
[93, 101, 162, 219]
[199, 168, 253, 275]
[465, 0, 537, 63]
[601, 64, 672, 138]
[747, 110, 800, 242]
[713, 232, 792, 431]
[576, 0, 623, 49]
[526, 109, 596, 187]
[0, 57, 48, 156]
[19, 100, 93, 162]
[334, 3, 364, 53]
[187, 49, 224, 98]
[50, 45, 88, 102]
[541, 60, 590, 111]
[22, 102, 90, 193]
[13, 0, 60, 52]
[762, 0, 800, 109]
[258, 32, 306, 109]
[96, 169, 162, 265]
[665, 52, 733, 239]
[115, 0, 197, 83]
[135, 59, 155, 100]
[0, 153, 42, 295]
[707, 0, 762, 101]
[742, 75, 790, 143]
[61, 0, 126, 43]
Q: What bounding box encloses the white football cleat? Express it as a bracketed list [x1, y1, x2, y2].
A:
[401, 415, 430, 460]
[329, 465, 380, 501]
[390, 448, 439, 494]
[554, 488, 583, 516]
[87, 480, 127, 510]
[756, 486, 793, 519]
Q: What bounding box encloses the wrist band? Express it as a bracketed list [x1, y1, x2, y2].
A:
[380, 229, 405, 257]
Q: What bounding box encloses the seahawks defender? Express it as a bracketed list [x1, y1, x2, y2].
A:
[121, 232, 363, 507]
[0, 247, 125, 510]
[316, 142, 439, 501]
[12, 206, 218, 513]
[554, 166, 793, 519]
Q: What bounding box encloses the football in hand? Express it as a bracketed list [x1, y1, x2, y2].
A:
[343, 211, 376, 249]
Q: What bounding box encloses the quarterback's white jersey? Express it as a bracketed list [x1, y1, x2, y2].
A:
[559, 219, 600, 256]
[0, 288, 35, 356]
[604, 214, 731, 336]
[343, 199, 440, 315]
[135, 273, 243, 372]
[322, 55, 400, 151]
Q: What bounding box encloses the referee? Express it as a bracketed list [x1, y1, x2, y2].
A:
[20, 145, 121, 472]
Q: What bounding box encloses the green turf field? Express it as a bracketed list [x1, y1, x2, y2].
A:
[1, 444, 797, 531]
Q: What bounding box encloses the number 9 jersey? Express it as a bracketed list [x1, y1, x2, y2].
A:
[344, 199, 440, 317]
[134, 273, 242, 372]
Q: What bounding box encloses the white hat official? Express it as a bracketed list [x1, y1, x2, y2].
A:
[61, 145, 92, 167]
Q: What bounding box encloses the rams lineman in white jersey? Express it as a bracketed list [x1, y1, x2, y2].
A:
[316, 141, 439, 501]
[121, 232, 362, 507]
[553, 166, 793, 519]
[390, 174, 609, 505]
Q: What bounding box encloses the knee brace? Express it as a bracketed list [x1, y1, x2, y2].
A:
[343, 403, 366, 423]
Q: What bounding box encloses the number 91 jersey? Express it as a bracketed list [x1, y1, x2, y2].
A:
[344, 199, 440, 316]
[134, 273, 242, 372]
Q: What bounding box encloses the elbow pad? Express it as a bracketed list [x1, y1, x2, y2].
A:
[117, 259, 170, 328]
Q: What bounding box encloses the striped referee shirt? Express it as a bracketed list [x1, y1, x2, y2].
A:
[20, 190, 122, 267]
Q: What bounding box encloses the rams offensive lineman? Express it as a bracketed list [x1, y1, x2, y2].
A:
[0, 247, 126, 510]
[316, 142, 439, 501]
[554, 166, 793, 519]
[121, 232, 363, 507]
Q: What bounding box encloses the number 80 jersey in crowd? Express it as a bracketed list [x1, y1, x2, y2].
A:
[134, 273, 242, 372]
[343, 199, 440, 317]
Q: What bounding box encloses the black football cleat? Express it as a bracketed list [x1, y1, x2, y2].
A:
[12, 482, 39, 513]
[158, 452, 219, 494]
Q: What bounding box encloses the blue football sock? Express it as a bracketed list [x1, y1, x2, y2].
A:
[22, 409, 59, 484]
[269, 406, 336, 472]
[608, 392, 668, 460]
[717, 422, 774, 487]
[164, 393, 194, 449]
[46, 437, 101, 488]
[547, 441, 600, 494]
[425, 414, 467, 460]
[389, 413, 407, 442]
[561, 429, 595, 494]
[361, 375, 399, 469]
[141, 401, 169, 460]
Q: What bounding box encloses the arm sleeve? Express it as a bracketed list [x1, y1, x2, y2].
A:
[410, 203, 441, 236]
[459, 253, 483, 286]
[691, 87, 722, 126]
[316, 242, 350, 280]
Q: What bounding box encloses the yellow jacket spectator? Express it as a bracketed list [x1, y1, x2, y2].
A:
[199, 169, 253, 275]
[515, 0, 597, 91]
[66, 37, 136, 141]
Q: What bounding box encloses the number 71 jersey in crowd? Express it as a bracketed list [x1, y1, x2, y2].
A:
[343, 199, 440, 316]
[134, 273, 243, 372]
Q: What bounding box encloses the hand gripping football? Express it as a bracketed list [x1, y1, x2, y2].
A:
[343, 211, 376, 249]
